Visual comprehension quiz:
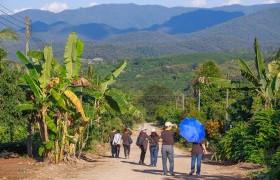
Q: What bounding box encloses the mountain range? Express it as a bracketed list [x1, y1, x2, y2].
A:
[1, 3, 280, 60]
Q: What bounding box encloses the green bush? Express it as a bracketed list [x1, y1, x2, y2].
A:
[215, 109, 280, 166]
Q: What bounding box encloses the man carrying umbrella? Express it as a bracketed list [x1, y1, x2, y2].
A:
[160, 122, 178, 176]
[189, 139, 208, 176]
[179, 118, 208, 177]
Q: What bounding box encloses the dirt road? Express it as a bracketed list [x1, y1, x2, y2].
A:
[24, 123, 261, 180]
[73, 123, 256, 180]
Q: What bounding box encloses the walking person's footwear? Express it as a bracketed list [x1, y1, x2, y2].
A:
[196, 173, 200, 177]
[189, 171, 194, 176]
[170, 172, 175, 176]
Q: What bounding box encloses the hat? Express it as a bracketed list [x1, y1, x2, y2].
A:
[165, 122, 173, 127]
[141, 126, 147, 131]
[151, 128, 156, 132]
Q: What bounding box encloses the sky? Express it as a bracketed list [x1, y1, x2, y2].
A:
[0, 0, 279, 13]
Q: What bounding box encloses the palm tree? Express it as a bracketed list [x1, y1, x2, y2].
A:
[0, 28, 19, 41]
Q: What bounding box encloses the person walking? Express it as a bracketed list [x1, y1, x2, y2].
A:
[122, 128, 133, 159]
[160, 122, 178, 176]
[136, 126, 149, 165]
[112, 130, 122, 158]
[189, 139, 208, 176]
[149, 128, 160, 167]
[109, 127, 116, 157]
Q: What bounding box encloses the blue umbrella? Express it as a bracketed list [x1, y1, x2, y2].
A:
[179, 118, 205, 143]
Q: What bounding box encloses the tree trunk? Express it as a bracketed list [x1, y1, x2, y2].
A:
[41, 105, 49, 142]
[27, 120, 34, 157]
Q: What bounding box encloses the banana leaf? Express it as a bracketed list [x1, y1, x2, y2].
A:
[16, 103, 37, 111]
[17, 51, 39, 80]
[23, 74, 41, 101]
[45, 115, 57, 134]
[39, 46, 53, 89]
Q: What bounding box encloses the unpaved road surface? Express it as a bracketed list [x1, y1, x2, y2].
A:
[74, 123, 259, 180]
[24, 123, 262, 180]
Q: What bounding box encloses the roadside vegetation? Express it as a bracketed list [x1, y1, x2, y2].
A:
[0, 29, 279, 179]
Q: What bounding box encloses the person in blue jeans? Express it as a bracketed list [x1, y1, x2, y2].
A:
[189, 139, 208, 176]
[149, 128, 159, 166]
[160, 122, 178, 176]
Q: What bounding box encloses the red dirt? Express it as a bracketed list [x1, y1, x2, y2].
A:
[0, 157, 44, 180]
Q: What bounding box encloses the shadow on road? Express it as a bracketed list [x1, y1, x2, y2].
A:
[132, 169, 244, 180]
[121, 160, 148, 166]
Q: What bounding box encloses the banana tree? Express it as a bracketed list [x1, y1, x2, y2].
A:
[17, 32, 89, 162]
[200, 38, 280, 109]
[81, 62, 141, 145]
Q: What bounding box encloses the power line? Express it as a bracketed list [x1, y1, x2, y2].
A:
[0, 20, 22, 33]
[30, 25, 46, 47]
[0, 16, 24, 30]
[0, 3, 25, 21]
[0, 3, 46, 49]
[30, 34, 44, 50]
[0, 9, 26, 28]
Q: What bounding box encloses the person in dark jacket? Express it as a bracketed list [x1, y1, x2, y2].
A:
[138, 126, 149, 165]
[109, 127, 116, 157]
[189, 139, 208, 176]
[149, 128, 160, 167]
[122, 128, 132, 159]
[160, 122, 178, 176]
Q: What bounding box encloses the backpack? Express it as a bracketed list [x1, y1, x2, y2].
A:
[136, 135, 143, 146]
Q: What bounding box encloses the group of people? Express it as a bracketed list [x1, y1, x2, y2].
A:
[109, 122, 208, 177]
[109, 127, 133, 158]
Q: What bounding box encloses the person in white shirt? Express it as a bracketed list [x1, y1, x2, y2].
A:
[113, 130, 122, 158]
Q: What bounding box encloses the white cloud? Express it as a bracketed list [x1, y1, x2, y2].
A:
[184, 0, 208, 7]
[41, 2, 68, 13]
[227, 0, 241, 5]
[89, 2, 98, 6]
[263, 0, 276, 4]
[14, 7, 32, 13]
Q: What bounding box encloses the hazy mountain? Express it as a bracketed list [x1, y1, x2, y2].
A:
[28, 9, 244, 40]
[147, 10, 244, 34]
[13, 4, 197, 29]
[212, 3, 280, 14]
[2, 4, 280, 61]
[6, 3, 280, 30]
[102, 8, 280, 58]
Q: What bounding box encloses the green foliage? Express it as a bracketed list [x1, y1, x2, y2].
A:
[215, 109, 280, 166]
[0, 54, 27, 143]
[155, 105, 180, 125]
[228, 91, 254, 122]
[193, 60, 226, 121]
[139, 84, 173, 121]
[0, 28, 19, 41]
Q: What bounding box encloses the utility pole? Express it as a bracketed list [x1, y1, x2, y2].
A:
[226, 73, 229, 123]
[198, 88, 201, 111]
[25, 16, 33, 157]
